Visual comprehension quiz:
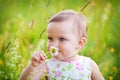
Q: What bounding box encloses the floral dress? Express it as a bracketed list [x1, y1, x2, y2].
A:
[46, 56, 91, 80]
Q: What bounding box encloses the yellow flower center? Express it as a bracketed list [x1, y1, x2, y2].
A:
[51, 48, 56, 53]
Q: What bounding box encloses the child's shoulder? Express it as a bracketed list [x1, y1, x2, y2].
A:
[79, 55, 92, 61]
[78, 55, 92, 67]
[79, 56, 97, 67]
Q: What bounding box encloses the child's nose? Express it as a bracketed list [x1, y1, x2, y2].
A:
[52, 41, 59, 47]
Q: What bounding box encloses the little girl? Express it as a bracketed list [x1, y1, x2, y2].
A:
[20, 10, 104, 80]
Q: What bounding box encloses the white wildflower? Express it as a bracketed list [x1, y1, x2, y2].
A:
[50, 46, 59, 56]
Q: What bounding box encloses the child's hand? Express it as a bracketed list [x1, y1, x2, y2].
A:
[31, 51, 47, 67]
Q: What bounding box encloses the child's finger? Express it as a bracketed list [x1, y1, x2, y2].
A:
[41, 50, 47, 58]
[40, 51, 47, 59]
[38, 51, 46, 61]
[31, 55, 40, 66]
[32, 53, 40, 62]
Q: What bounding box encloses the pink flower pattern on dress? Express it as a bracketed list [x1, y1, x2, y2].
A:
[55, 71, 62, 77]
[75, 62, 84, 71]
[57, 64, 61, 68]
[51, 58, 56, 61]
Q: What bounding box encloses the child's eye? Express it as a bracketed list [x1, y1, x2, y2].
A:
[59, 38, 65, 42]
[48, 37, 53, 41]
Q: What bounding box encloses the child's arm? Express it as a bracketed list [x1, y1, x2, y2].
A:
[20, 51, 47, 80]
[91, 60, 105, 80]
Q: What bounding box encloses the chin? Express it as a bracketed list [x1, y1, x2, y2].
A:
[54, 55, 65, 61]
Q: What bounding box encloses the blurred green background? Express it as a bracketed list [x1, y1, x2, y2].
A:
[0, 0, 120, 80]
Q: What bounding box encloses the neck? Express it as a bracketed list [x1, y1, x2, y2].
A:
[61, 55, 80, 62]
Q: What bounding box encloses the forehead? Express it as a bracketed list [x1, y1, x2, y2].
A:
[47, 20, 76, 34]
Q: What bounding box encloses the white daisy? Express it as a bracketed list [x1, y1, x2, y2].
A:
[50, 46, 59, 56]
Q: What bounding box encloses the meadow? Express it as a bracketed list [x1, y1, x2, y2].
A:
[0, 0, 120, 80]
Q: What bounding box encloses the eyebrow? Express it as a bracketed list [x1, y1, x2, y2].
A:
[47, 34, 67, 38]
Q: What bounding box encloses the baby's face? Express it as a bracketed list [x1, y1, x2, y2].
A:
[47, 20, 80, 61]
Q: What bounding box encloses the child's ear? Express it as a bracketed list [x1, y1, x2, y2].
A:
[79, 37, 87, 47]
[76, 37, 87, 50]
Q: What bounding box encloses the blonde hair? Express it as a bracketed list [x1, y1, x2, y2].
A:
[48, 10, 87, 38]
